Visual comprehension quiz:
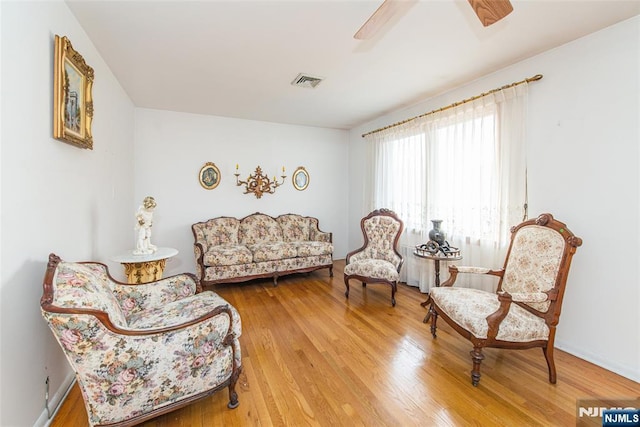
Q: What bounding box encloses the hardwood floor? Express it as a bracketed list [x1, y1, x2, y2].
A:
[51, 259, 639, 426]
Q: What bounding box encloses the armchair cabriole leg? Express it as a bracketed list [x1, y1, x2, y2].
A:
[329, 266, 334, 277]
[421, 294, 432, 323]
[227, 339, 242, 409]
[543, 345, 557, 384]
[344, 277, 350, 299]
[470, 347, 484, 386]
[227, 389, 239, 409]
[391, 282, 397, 307]
[429, 307, 438, 338]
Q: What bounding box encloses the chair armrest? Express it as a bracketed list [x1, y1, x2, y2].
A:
[345, 248, 365, 265]
[193, 243, 206, 281]
[43, 299, 238, 337]
[122, 299, 240, 336]
[485, 290, 552, 340]
[111, 273, 200, 317]
[500, 290, 550, 303]
[485, 291, 514, 340]
[312, 230, 332, 243]
[440, 265, 504, 287]
[309, 217, 332, 243]
[194, 240, 208, 256]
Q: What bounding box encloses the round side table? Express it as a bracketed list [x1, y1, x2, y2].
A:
[111, 247, 179, 284]
[413, 250, 462, 322]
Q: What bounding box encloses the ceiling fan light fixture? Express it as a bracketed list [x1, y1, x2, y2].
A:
[291, 73, 324, 89]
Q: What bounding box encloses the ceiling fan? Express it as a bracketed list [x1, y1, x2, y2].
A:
[354, 0, 514, 39]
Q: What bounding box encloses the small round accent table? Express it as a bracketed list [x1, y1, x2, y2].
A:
[112, 247, 179, 284]
[413, 250, 462, 323]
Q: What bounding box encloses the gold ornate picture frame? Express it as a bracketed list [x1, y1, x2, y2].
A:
[199, 162, 221, 190]
[53, 35, 94, 149]
[292, 166, 310, 191]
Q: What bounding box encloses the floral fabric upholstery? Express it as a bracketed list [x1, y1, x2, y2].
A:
[291, 255, 332, 271]
[42, 259, 242, 427]
[126, 291, 242, 335]
[502, 225, 565, 312]
[249, 242, 298, 262]
[430, 287, 549, 342]
[277, 214, 310, 242]
[204, 244, 253, 266]
[192, 217, 240, 251]
[309, 218, 332, 242]
[349, 215, 403, 268]
[239, 214, 283, 245]
[344, 259, 399, 282]
[296, 241, 333, 257]
[53, 262, 128, 327]
[193, 212, 333, 284]
[110, 272, 199, 318]
[203, 261, 278, 282]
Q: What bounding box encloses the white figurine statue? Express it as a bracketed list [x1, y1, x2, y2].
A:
[133, 196, 157, 255]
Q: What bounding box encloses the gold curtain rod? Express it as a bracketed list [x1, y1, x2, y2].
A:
[361, 74, 543, 138]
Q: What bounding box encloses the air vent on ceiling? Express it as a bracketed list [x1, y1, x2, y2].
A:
[291, 73, 324, 89]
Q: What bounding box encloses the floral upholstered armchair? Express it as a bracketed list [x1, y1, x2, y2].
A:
[40, 254, 242, 426]
[428, 213, 582, 386]
[344, 209, 404, 306]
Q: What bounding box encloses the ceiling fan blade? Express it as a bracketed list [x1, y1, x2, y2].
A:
[354, 0, 406, 40]
[467, 0, 513, 27]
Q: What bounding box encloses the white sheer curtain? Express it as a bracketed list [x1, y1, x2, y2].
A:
[364, 84, 529, 292]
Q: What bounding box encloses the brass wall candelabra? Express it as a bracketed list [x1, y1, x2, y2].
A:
[235, 165, 286, 199]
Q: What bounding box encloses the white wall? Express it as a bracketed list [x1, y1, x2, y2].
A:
[348, 16, 640, 382]
[0, 1, 135, 426]
[133, 109, 349, 278]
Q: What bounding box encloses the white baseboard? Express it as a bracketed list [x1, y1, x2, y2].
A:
[556, 340, 640, 384]
[33, 372, 76, 427]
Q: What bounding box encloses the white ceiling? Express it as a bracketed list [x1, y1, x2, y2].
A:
[66, 0, 640, 130]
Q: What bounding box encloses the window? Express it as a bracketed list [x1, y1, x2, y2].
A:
[366, 86, 529, 291]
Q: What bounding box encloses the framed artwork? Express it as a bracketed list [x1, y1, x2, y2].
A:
[199, 162, 221, 190]
[53, 35, 94, 149]
[292, 166, 310, 191]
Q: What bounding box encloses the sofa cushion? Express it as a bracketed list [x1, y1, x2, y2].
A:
[204, 244, 253, 266]
[344, 259, 399, 282]
[430, 287, 549, 342]
[239, 213, 283, 245]
[249, 242, 298, 262]
[296, 241, 333, 257]
[127, 291, 242, 337]
[194, 217, 240, 247]
[277, 214, 310, 242]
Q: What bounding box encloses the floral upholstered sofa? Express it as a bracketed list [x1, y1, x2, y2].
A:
[40, 254, 242, 426]
[192, 212, 333, 286]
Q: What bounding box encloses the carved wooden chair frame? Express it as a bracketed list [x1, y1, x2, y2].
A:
[344, 208, 405, 306]
[429, 213, 582, 386]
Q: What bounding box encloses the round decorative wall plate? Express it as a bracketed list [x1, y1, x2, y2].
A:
[292, 166, 309, 191]
[199, 162, 221, 190]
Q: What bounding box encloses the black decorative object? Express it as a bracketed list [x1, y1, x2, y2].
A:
[415, 220, 460, 257]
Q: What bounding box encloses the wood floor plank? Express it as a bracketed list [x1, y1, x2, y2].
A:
[50, 259, 640, 427]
